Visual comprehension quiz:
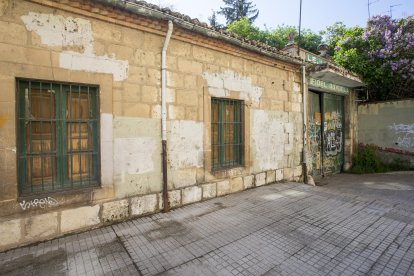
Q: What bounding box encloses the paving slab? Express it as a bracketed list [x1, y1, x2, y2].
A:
[1, 172, 414, 275]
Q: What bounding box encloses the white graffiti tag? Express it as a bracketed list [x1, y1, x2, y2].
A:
[19, 197, 59, 210]
[389, 123, 414, 134]
[389, 123, 414, 149]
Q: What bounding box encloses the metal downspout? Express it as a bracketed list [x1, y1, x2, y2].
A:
[302, 64, 308, 184]
[162, 20, 173, 212]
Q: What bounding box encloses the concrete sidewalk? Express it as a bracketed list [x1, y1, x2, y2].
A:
[1, 172, 414, 275]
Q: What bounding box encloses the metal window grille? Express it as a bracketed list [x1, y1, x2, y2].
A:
[211, 98, 244, 170]
[17, 79, 100, 194]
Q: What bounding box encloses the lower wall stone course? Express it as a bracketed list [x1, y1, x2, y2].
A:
[243, 175, 254, 189]
[230, 177, 243, 193]
[61, 205, 100, 233]
[131, 194, 158, 216]
[24, 212, 58, 240]
[202, 183, 217, 199]
[266, 170, 276, 184]
[0, 219, 21, 248]
[182, 186, 202, 205]
[294, 165, 303, 177]
[283, 168, 293, 181]
[255, 172, 266, 186]
[217, 180, 230, 196]
[168, 190, 182, 208]
[102, 200, 129, 223]
[276, 169, 284, 181]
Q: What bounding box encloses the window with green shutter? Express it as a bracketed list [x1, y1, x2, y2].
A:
[211, 98, 244, 170]
[16, 79, 100, 194]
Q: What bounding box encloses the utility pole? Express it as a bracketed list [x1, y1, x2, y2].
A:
[297, 0, 302, 56]
[368, 0, 380, 18]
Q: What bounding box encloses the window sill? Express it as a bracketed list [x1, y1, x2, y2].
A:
[17, 183, 101, 201]
[210, 165, 247, 179]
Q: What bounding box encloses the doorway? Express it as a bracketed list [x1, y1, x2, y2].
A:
[308, 91, 344, 177]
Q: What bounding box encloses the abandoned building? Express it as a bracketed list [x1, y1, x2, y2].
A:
[0, 0, 363, 250]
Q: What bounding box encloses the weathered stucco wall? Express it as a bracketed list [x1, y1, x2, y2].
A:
[343, 91, 358, 171]
[358, 99, 414, 167]
[0, 0, 303, 250]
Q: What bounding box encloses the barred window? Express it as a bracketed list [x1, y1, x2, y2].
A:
[17, 79, 100, 194]
[211, 98, 244, 170]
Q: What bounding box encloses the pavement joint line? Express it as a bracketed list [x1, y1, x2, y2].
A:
[110, 225, 143, 276]
[367, 223, 412, 275]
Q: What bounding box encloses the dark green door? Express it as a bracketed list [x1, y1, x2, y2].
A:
[322, 93, 344, 175]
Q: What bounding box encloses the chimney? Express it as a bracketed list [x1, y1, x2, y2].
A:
[317, 44, 329, 58]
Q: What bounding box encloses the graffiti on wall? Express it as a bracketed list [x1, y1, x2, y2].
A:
[19, 197, 59, 210]
[308, 113, 322, 176]
[389, 123, 414, 149]
[323, 111, 343, 156]
[323, 110, 343, 175]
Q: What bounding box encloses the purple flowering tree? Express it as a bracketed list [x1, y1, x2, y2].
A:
[332, 16, 414, 100]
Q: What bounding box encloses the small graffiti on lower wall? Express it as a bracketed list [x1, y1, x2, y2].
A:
[19, 197, 59, 210]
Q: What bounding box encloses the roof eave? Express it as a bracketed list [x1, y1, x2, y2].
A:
[93, 0, 303, 66]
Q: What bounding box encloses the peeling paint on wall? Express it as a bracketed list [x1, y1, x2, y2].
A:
[100, 113, 113, 187]
[169, 120, 204, 169]
[21, 12, 128, 81]
[21, 12, 94, 51]
[59, 51, 128, 81]
[251, 110, 284, 171]
[114, 137, 156, 176]
[202, 71, 262, 103]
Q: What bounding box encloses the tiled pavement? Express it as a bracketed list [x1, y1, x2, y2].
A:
[1, 172, 414, 275]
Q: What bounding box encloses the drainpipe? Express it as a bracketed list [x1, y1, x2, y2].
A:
[161, 20, 173, 212]
[302, 64, 308, 184]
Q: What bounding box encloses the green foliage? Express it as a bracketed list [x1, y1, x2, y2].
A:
[349, 145, 411, 174]
[227, 17, 262, 40]
[320, 21, 347, 56]
[300, 30, 324, 53]
[332, 26, 396, 100]
[350, 145, 386, 174]
[218, 0, 259, 24]
[325, 16, 414, 101]
[227, 18, 323, 53]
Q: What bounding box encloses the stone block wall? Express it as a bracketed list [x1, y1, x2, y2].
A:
[0, 0, 303, 250]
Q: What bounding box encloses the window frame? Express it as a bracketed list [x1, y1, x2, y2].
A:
[16, 79, 101, 195]
[211, 97, 244, 171]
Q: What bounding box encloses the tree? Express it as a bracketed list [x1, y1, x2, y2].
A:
[227, 17, 263, 41]
[208, 11, 223, 29]
[300, 29, 324, 54]
[218, 0, 259, 24]
[320, 22, 347, 56]
[332, 16, 414, 100]
[227, 18, 323, 53]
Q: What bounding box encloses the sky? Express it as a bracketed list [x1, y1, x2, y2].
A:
[146, 0, 414, 32]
